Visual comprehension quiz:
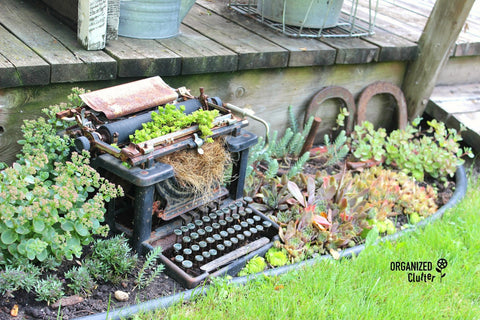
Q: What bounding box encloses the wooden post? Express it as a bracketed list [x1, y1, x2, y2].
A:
[77, 0, 107, 50]
[402, 0, 475, 121]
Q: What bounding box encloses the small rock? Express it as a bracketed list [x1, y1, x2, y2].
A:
[114, 290, 129, 302]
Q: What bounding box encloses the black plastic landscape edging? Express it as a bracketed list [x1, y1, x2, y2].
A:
[74, 166, 467, 320]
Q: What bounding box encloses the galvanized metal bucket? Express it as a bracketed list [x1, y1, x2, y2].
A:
[118, 0, 181, 39]
[257, 0, 345, 28]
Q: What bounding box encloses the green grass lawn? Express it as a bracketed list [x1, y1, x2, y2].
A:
[135, 171, 480, 320]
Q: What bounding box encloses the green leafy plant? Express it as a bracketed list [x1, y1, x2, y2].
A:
[65, 266, 96, 296]
[0, 263, 41, 297]
[34, 275, 64, 305]
[136, 246, 165, 289]
[238, 256, 267, 276]
[89, 235, 138, 284]
[350, 119, 473, 182]
[0, 95, 123, 267]
[352, 166, 438, 231]
[130, 104, 219, 144]
[321, 130, 349, 166]
[265, 247, 289, 267]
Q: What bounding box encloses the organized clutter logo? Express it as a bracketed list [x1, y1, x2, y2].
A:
[390, 258, 448, 283]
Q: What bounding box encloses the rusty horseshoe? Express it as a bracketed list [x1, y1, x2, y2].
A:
[356, 81, 408, 130]
[304, 86, 356, 134]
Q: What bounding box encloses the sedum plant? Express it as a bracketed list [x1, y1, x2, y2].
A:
[350, 118, 473, 182]
[0, 91, 123, 267]
[130, 104, 219, 144]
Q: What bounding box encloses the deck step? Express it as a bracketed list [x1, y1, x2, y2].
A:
[426, 83, 480, 152]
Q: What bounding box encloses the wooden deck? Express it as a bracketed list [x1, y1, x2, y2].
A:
[0, 0, 479, 88]
[1, 0, 480, 151]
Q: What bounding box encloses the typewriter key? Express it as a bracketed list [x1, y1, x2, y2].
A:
[219, 230, 229, 239]
[187, 223, 196, 232]
[191, 244, 200, 254]
[174, 229, 183, 242]
[226, 227, 235, 235]
[206, 237, 215, 248]
[198, 241, 207, 250]
[236, 234, 245, 244]
[232, 213, 240, 221]
[249, 227, 258, 237]
[222, 207, 230, 217]
[194, 220, 203, 228]
[219, 219, 227, 230]
[205, 226, 213, 235]
[228, 203, 237, 214]
[233, 224, 242, 233]
[174, 255, 184, 264]
[262, 221, 272, 230]
[194, 255, 204, 267]
[212, 233, 222, 242]
[183, 248, 192, 258]
[182, 260, 193, 270]
[255, 225, 264, 233]
[202, 251, 211, 261]
[216, 244, 225, 254]
[243, 196, 253, 204]
[223, 240, 232, 252]
[209, 212, 218, 221]
[225, 216, 234, 225]
[245, 207, 253, 216]
[190, 232, 199, 241]
[230, 237, 239, 246]
[235, 200, 243, 209]
[182, 236, 191, 245]
[240, 221, 249, 230]
[202, 216, 211, 225]
[197, 228, 206, 238]
[180, 226, 189, 234]
[212, 222, 220, 231]
[216, 209, 224, 219]
[209, 249, 218, 259]
[253, 215, 261, 223]
[246, 218, 255, 226]
[173, 243, 182, 253]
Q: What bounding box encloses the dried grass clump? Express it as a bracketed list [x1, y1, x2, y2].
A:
[159, 139, 230, 198]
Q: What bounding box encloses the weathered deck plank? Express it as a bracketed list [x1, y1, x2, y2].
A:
[384, 0, 480, 57]
[159, 25, 238, 75]
[0, 25, 50, 88]
[361, 30, 418, 62]
[182, 4, 289, 70]
[196, 0, 337, 67]
[0, 0, 116, 83]
[105, 37, 181, 77]
[427, 83, 480, 152]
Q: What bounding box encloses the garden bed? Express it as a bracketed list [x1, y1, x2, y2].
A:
[0, 165, 467, 320]
[0, 91, 473, 320]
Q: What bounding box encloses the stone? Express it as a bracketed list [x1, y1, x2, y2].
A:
[114, 290, 129, 302]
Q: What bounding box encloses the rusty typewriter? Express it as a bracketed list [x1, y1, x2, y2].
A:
[56, 76, 277, 288]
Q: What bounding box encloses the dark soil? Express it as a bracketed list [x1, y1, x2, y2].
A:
[0, 155, 470, 320]
[0, 256, 187, 320]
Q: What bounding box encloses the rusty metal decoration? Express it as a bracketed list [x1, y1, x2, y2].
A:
[356, 81, 408, 130]
[80, 76, 178, 119]
[304, 86, 356, 134]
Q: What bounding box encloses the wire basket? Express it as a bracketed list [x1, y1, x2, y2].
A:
[228, 0, 379, 38]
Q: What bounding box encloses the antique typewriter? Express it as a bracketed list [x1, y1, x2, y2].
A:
[56, 76, 277, 288]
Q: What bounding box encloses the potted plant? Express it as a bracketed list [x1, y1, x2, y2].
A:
[118, 0, 197, 39]
[256, 0, 345, 29]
